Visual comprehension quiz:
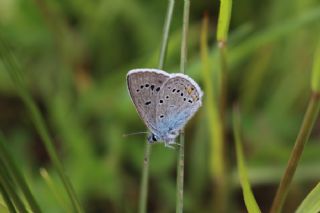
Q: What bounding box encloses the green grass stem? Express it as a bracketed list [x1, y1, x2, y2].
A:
[138, 0, 175, 212]
[40, 168, 70, 212]
[0, 183, 17, 213]
[0, 135, 41, 213]
[0, 39, 83, 213]
[270, 39, 320, 213]
[311, 41, 320, 92]
[217, 0, 233, 42]
[200, 13, 226, 212]
[176, 0, 190, 212]
[233, 106, 261, 213]
[0, 160, 26, 213]
[139, 144, 151, 213]
[270, 93, 320, 213]
[214, 0, 233, 211]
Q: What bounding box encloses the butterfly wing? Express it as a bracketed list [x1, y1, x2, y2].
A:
[127, 69, 170, 133]
[155, 74, 203, 134]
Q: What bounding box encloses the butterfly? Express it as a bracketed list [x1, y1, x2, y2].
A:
[127, 68, 203, 147]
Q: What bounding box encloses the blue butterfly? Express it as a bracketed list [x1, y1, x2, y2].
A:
[127, 69, 203, 147]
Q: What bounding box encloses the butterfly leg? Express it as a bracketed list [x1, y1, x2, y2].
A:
[164, 140, 181, 149]
[164, 142, 175, 149]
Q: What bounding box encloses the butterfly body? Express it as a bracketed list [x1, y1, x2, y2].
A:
[127, 69, 203, 147]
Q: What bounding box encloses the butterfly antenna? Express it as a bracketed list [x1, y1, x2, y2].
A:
[122, 131, 149, 137]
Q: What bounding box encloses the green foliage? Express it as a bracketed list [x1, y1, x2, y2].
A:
[0, 0, 320, 212]
[217, 0, 233, 42]
[311, 41, 320, 92]
[233, 108, 261, 213]
[0, 39, 82, 212]
[0, 135, 41, 212]
[296, 182, 320, 213]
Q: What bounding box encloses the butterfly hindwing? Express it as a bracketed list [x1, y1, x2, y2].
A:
[155, 74, 203, 134]
[127, 69, 170, 132]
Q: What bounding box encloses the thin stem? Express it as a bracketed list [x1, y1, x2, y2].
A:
[180, 0, 190, 73]
[0, 39, 83, 213]
[218, 42, 228, 123]
[176, 0, 190, 212]
[0, 160, 27, 213]
[0, 183, 17, 213]
[138, 0, 175, 212]
[139, 143, 151, 213]
[215, 0, 232, 210]
[176, 134, 185, 213]
[215, 30, 229, 213]
[0, 135, 42, 213]
[159, 0, 175, 69]
[270, 92, 320, 213]
[200, 14, 226, 210]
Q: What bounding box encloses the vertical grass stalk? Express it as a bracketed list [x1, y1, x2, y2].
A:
[215, 0, 232, 211]
[0, 160, 27, 212]
[139, 144, 151, 213]
[270, 41, 320, 213]
[176, 0, 190, 212]
[200, 12, 225, 211]
[233, 107, 261, 213]
[270, 93, 320, 213]
[138, 0, 175, 212]
[40, 168, 70, 212]
[0, 135, 41, 213]
[0, 183, 17, 213]
[0, 39, 83, 213]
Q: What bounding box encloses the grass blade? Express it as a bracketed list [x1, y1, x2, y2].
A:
[0, 38, 83, 212]
[311, 41, 320, 92]
[139, 144, 151, 213]
[139, 0, 175, 212]
[176, 0, 190, 212]
[296, 182, 320, 213]
[270, 39, 320, 213]
[233, 107, 261, 213]
[217, 0, 233, 42]
[0, 183, 17, 213]
[40, 168, 70, 212]
[200, 12, 226, 211]
[214, 0, 233, 211]
[0, 160, 27, 212]
[0, 135, 42, 213]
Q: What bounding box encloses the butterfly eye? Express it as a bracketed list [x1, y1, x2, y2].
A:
[147, 134, 158, 143]
[152, 134, 158, 141]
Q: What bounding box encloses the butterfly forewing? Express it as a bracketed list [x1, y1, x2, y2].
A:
[156, 74, 203, 133]
[127, 69, 170, 132]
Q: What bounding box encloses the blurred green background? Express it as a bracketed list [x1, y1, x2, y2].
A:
[0, 0, 320, 212]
